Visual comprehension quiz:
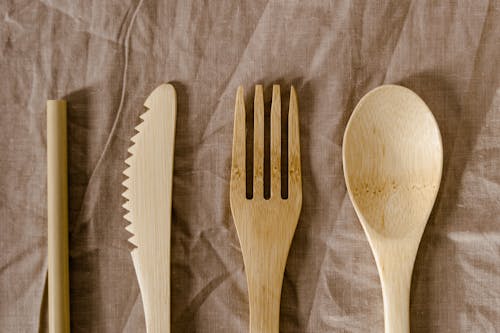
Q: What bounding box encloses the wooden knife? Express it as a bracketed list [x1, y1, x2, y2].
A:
[122, 84, 176, 333]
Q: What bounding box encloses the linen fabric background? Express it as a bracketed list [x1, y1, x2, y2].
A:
[1, 1, 499, 332]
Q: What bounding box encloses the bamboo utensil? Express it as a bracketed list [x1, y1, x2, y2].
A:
[122, 84, 177, 333]
[342, 85, 443, 333]
[230, 85, 302, 333]
[47, 100, 70, 333]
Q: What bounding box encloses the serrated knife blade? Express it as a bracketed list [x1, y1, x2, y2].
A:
[122, 83, 176, 333]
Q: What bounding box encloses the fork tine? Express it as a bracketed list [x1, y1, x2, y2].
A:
[288, 86, 302, 195]
[230, 86, 246, 196]
[270, 85, 281, 198]
[253, 85, 264, 198]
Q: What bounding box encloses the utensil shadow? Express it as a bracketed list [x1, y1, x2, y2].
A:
[398, 71, 490, 332]
[63, 89, 103, 332]
[275, 79, 323, 333]
[168, 81, 198, 332]
[57, 87, 142, 332]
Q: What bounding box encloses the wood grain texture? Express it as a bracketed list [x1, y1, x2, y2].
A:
[343, 85, 443, 333]
[230, 85, 302, 333]
[122, 84, 177, 333]
[47, 100, 70, 333]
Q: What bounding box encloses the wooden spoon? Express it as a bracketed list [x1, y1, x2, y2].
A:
[342, 85, 443, 333]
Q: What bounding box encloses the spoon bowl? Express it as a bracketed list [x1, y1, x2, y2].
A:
[343, 85, 443, 333]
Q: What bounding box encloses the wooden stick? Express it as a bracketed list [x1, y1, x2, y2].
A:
[47, 100, 70, 333]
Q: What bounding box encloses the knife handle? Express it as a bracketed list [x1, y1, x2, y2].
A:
[47, 100, 70, 333]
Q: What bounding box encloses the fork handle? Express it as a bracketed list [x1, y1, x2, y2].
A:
[247, 270, 283, 333]
[243, 245, 290, 333]
[379, 260, 412, 333]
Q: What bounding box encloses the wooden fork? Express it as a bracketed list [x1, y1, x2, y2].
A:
[230, 85, 302, 333]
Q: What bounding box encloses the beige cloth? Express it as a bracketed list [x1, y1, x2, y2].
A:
[1, 1, 500, 332]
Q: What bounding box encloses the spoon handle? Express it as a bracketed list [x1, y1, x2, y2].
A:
[380, 265, 412, 333]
